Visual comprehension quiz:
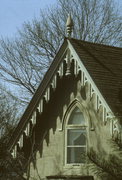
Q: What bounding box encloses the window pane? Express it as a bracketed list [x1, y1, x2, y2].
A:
[67, 147, 86, 163]
[67, 129, 86, 145]
[68, 107, 85, 125]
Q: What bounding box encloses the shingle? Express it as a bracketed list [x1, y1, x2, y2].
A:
[69, 38, 122, 115]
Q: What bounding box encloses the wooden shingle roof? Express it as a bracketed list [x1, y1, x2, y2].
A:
[70, 38, 122, 115]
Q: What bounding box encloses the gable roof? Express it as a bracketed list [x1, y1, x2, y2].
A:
[8, 38, 122, 151]
[69, 38, 122, 115]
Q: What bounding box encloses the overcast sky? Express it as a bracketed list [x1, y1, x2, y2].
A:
[0, 0, 122, 38]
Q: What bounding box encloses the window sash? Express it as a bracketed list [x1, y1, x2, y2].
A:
[67, 129, 86, 146]
[67, 146, 86, 164]
[65, 107, 87, 165]
[66, 128, 86, 164]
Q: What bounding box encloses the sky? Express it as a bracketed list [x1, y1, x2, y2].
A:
[0, 0, 121, 102]
[0, 0, 57, 38]
[0, 0, 121, 38]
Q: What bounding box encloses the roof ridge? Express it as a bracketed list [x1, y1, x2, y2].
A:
[70, 38, 122, 50]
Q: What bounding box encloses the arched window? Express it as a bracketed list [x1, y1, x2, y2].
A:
[66, 107, 86, 164]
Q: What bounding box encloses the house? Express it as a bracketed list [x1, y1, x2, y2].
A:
[8, 15, 122, 180]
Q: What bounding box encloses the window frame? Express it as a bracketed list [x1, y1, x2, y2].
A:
[65, 106, 87, 165]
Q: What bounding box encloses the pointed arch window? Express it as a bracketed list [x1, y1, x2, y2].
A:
[66, 107, 86, 164]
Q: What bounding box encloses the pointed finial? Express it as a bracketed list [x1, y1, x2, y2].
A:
[66, 14, 73, 38]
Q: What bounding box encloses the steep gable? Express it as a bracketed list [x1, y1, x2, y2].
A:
[8, 38, 122, 157]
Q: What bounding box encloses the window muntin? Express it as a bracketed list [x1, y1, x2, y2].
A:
[66, 107, 86, 164]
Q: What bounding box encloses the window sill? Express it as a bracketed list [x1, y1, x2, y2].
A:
[63, 163, 87, 169]
[47, 175, 94, 179]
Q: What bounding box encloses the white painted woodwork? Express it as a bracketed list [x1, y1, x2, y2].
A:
[58, 62, 64, 77]
[51, 75, 57, 89]
[96, 96, 100, 110]
[81, 71, 85, 86]
[113, 119, 120, 136]
[12, 145, 17, 158]
[90, 85, 95, 98]
[65, 49, 72, 76]
[44, 87, 50, 102]
[31, 111, 36, 125]
[74, 60, 78, 76]
[18, 134, 23, 148]
[37, 99, 43, 114]
[102, 107, 106, 124]
[24, 123, 30, 136]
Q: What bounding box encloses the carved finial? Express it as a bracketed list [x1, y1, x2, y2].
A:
[66, 14, 73, 38]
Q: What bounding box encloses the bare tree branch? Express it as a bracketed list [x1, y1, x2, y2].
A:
[0, 0, 121, 104]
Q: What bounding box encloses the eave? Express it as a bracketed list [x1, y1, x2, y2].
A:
[8, 38, 68, 151]
[8, 38, 121, 156]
